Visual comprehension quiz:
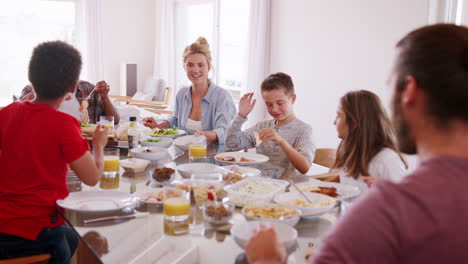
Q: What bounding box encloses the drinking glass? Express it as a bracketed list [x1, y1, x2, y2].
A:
[189, 135, 207, 160]
[99, 116, 114, 134]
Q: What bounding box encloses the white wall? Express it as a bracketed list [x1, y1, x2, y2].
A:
[100, 0, 156, 95]
[270, 0, 428, 147]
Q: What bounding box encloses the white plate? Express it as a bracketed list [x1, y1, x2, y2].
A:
[130, 146, 169, 161]
[173, 135, 198, 151]
[215, 152, 269, 165]
[135, 187, 186, 204]
[57, 190, 135, 212]
[150, 129, 187, 139]
[176, 163, 224, 179]
[291, 178, 361, 201]
[221, 165, 261, 177]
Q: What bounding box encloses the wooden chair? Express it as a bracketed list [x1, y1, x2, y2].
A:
[310, 148, 339, 182]
[313, 148, 336, 168]
[0, 254, 51, 264]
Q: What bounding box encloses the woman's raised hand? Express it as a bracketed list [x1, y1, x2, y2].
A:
[238, 93, 256, 118]
[143, 117, 158, 129]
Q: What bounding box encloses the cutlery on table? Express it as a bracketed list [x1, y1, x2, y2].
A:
[84, 212, 149, 224]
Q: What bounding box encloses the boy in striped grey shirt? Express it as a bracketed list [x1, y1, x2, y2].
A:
[225, 72, 315, 177]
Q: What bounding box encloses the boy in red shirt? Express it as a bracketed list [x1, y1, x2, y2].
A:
[0, 41, 108, 263]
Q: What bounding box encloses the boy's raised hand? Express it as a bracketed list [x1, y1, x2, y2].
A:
[238, 93, 256, 118]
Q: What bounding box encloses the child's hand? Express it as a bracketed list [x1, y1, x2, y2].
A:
[238, 93, 256, 118]
[92, 124, 109, 148]
[362, 176, 378, 187]
[259, 128, 284, 144]
[246, 224, 286, 264]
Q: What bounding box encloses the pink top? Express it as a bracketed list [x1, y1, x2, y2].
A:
[313, 156, 468, 264]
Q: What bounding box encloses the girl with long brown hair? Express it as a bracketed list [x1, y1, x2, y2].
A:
[333, 90, 407, 190]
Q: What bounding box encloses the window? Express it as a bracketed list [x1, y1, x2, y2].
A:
[174, 0, 250, 103]
[0, 0, 76, 106]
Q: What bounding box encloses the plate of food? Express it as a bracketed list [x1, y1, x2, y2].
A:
[274, 192, 336, 219]
[173, 135, 198, 151]
[215, 152, 269, 165]
[150, 127, 186, 139]
[224, 177, 288, 207]
[140, 137, 173, 148]
[176, 163, 224, 179]
[81, 123, 97, 136]
[290, 178, 361, 201]
[242, 203, 301, 226]
[57, 190, 135, 212]
[135, 187, 186, 204]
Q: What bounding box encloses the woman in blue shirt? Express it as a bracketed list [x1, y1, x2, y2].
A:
[144, 37, 236, 143]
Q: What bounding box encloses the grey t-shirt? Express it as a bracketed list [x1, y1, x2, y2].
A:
[313, 156, 468, 264]
[225, 114, 316, 176]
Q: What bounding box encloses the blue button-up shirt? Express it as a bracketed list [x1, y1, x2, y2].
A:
[167, 82, 236, 143]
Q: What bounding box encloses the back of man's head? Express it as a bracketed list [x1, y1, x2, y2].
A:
[396, 24, 468, 127]
[28, 40, 82, 99]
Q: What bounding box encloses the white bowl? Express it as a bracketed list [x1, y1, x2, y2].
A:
[173, 135, 198, 151]
[274, 192, 336, 218]
[242, 204, 301, 226]
[176, 163, 224, 179]
[231, 221, 297, 253]
[140, 137, 173, 148]
[130, 146, 168, 161]
[119, 158, 150, 173]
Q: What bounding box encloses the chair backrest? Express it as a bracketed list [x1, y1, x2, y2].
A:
[0, 254, 51, 264]
[313, 148, 337, 169]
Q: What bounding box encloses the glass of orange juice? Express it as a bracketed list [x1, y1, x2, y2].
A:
[189, 135, 207, 160]
[163, 197, 190, 222]
[99, 116, 114, 135]
[103, 148, 119, 173]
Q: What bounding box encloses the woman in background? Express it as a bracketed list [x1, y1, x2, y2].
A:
[333, 90, 407, 190]
[143, 37, 236, 143]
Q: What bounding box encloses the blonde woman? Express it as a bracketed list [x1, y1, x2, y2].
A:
[333, 90, 407, 190]
[144, 37, 236, 143]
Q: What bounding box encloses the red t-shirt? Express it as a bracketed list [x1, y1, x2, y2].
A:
[313, 156, 468, 264]
[0, 101, 89, 240]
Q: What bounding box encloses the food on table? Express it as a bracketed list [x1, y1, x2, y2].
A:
[193, 183, 218, 206]
[81, 123, 96, 136]
[284, 199, 333, 208]
[222, 172, 245, 184]
[119, 158, 150, 173]
[237, 181, 281, 195]
[244, 205, 298, 219]
[299, 185, 339, 198]
[253, 131, 262, 146]
[216, 156, 236, 161]
[151, 127, 179, 136]
[141, 188, 183, 203]
[143, 148, 156, 153]
[145, 138, 162, 143]
[239, 157, 255, 162]
[152, 167, 175, 182]
[204, 204, 233, 222]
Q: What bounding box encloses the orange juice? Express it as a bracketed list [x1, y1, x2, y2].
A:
[163, 197, 190, 216]
[104, 156, 119, 172]
[189, 145, 207, 158]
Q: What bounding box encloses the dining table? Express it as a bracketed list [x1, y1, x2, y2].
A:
[63, 142, 349, 264]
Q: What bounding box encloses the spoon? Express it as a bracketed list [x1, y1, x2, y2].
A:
[288, 179, 315, 205]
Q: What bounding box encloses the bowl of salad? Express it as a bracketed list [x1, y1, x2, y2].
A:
[150, 127, 186, 139]
[140, 136, 173, 148]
